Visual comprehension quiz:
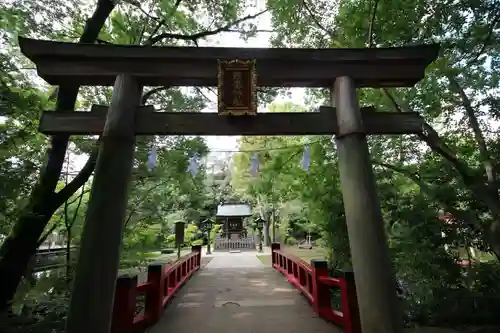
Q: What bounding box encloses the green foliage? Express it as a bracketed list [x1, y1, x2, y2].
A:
[254, 0, 500, 327]
[3, 274, 69, 332]
[0, 54, 50, 235]
[285, 236, 297, 246]
[184, 223, 202, 245]
[166, 234, 176, 244]
[1, 0, 268, 328]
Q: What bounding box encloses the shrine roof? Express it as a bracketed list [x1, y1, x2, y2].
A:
[18, 37, 440, 88]
[216, 203, 252, 217]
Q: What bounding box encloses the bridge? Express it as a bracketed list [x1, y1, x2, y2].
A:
[111, 244, 359, 333]
[31, 246, 78, 272]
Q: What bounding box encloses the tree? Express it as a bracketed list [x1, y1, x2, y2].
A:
[0, 0, 268, 311]
[266, 0, 500, 260]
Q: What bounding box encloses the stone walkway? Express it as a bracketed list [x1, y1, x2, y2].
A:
[148, 251, 339, 333]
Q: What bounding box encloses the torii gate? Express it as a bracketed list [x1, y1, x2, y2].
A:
[19, 37, 439, 333]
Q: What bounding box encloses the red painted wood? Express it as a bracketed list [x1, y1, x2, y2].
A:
[111, 247, 202, 333]
[145, 263, 164, 322]
[271, 246, 361, 333]
[111, 275, 137, 333]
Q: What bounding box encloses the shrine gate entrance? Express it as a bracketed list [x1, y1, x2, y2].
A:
[19, 37, 439, 333]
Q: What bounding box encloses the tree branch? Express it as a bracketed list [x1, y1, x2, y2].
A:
[148, 9, 268, 46]
[380, 88, 476, 182]
[367, 0, 381, 47]
[468, 11, 500, 64]
[142, 0, 184, 46]
[141, 86, 170, 105]
[124, 178, 173, 227]
[147, 19, 166, 45]
[37, 223, 61, 248]
[194, 87, 213, 103]
[302, 0, 336, 41]
[66, 189, 91, 206]
[52, 149, 98, 210]
[96, 39, 114, 44]
[66, 183, 87, 230]
[123, 0, 161, 21]
[380, 88, 500, 221]
[447, 74, 496, 187]
[226, 29, 275, 33]
[37, 0, 116, 202]
[374, 161, 475, 228]
[70, 188, 86, 231]
[374, 160, 497, 256]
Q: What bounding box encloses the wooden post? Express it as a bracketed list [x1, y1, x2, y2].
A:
[145, 263, 164, 322]
[271, 243, 280, 266]
[337, 269, 361, 333]
[111, 274, 137, 333]
[310, 259, 330, 316]
[332, 76, 402, 333]
[191, 244, 202, 268]
[66, 75, 141, 333]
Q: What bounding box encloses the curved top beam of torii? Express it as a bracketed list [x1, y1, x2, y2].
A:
[18, 37, 439, 88]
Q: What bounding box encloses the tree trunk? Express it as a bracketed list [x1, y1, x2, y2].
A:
[264, 221, 271, 246]
[0, 194, 59, 310]
[0, 0, 115, 312]
[66, 228, 72, 281]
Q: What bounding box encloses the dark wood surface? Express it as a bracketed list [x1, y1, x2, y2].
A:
[19, 37, 440, 88]
[39, 106, 425, 136]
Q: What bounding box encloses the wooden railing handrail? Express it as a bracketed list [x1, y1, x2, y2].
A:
[111, 245, 202, 333]
[271, 243, 361, 333]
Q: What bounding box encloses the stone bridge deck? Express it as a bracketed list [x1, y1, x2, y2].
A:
[148, 252, 340, 333]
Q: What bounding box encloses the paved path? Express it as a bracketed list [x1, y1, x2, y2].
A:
[204, 250, 264, 268]
[148, 251, 339, 333]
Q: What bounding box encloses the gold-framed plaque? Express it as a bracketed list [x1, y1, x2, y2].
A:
[217, 59, 257, 116]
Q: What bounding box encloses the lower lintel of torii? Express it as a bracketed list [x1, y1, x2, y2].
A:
[38, 105, 424, 136]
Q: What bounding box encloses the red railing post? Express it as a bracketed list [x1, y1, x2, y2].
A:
[191, 244, 202, 268]
[311, 259, 331, 317]
[111, 274, 137, 333]
[145, 263, 165, 323]
[271, 243, 280, 266]
[338, 269, 361, 333]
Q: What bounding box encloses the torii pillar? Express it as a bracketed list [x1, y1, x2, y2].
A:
[66, 75, 141, 333]
[332, 77, 403, 333]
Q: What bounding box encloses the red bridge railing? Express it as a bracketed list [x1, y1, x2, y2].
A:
[111, 245, 202, 333]
[271, 243, 361, 333]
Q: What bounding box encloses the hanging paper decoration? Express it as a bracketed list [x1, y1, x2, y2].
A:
[250, 153, 259, 177]
[301, 145, 310, 171]
[186, 153, 200, 176]
[147, 147, 157, 171]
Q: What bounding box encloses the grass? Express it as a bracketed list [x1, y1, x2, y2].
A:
[257, 255, 272, 265]
[119, 249, 193, 282]
[257, 245, 327, 266]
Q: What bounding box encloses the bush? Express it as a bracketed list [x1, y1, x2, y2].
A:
[4, 275, 70, 333]
[315, 238, 326, 248]
[393, 240, 500, 327]
[191, 239, 203, 246]
[286, 237, 297, 245]
[166, 234, 176, 244]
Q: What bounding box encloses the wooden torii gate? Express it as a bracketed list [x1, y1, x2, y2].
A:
[19, 37, 439, 333]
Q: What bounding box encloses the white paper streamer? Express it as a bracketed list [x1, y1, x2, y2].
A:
[301, 145, 310, 171]
[250, 153, 259, 177]
[147, 147, 157, 171]
[186, 153, 200, 176]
